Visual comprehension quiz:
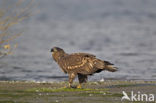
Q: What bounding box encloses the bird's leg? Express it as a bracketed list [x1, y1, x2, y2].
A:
[77, 74, 82, 88]
[77, 74, 88, 89]
[68, 73, 76, 88]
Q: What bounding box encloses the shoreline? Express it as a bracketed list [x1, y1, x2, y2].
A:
[0, 78, 155, 83]
[0, 80, 156, 103]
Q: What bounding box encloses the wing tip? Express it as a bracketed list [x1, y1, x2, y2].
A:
[104, 61, 114, 65]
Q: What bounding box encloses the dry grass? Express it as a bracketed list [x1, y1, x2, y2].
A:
[0, 0, 33, 58]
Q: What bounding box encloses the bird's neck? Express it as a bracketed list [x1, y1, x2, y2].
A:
[52, 51, 67, 62]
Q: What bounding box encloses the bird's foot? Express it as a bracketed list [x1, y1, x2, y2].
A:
[77, 84, 81, 89]
[64, 83, 81, 89]
[63, 85, 73, 88]
[62, 83, 72, 88]
[63, 86, 68, 88]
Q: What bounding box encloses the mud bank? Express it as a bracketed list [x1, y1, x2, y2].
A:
[0, 80, 156, 103]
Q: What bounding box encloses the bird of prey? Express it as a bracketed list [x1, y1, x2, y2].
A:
[50, 47, 118, 88]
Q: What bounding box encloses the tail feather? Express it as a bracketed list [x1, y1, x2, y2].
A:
[93, 59, 118, 73]
[106, 65, 118, 72]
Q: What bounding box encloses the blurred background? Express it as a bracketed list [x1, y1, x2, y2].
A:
[0, 0, 156, 82]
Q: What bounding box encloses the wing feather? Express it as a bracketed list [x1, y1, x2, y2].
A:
[70, 53, 96, 58]
[57, 52, 102, 75]
[63, 55, 87, 70]
[58, 53, 95, 71]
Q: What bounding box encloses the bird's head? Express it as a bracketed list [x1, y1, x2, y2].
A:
[50, 47, 65, 62]
[50, 47, 64, 53]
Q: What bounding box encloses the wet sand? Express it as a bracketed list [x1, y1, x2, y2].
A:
[0, 80, 156, 103]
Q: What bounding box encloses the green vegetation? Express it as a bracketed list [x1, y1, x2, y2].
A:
[0, 80, 155, 103]
[27, 87, 108, 93]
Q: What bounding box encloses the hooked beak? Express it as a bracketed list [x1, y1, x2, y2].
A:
[50, 48, 54, 52]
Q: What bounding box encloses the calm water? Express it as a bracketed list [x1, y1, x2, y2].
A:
[0, 0, 156, 82]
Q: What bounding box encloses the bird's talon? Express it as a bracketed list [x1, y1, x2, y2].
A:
[63, 86, 67, 88]
[77, 84, 81, 89]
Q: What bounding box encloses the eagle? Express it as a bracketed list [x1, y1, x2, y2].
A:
[50, 47, 118, 88]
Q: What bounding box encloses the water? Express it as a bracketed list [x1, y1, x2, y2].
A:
[0, 0, 156, 82]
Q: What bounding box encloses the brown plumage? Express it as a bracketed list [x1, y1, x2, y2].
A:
[50, 47, 118, 88]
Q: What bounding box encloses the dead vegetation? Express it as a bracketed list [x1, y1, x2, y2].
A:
[0, 0, 33, 58]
